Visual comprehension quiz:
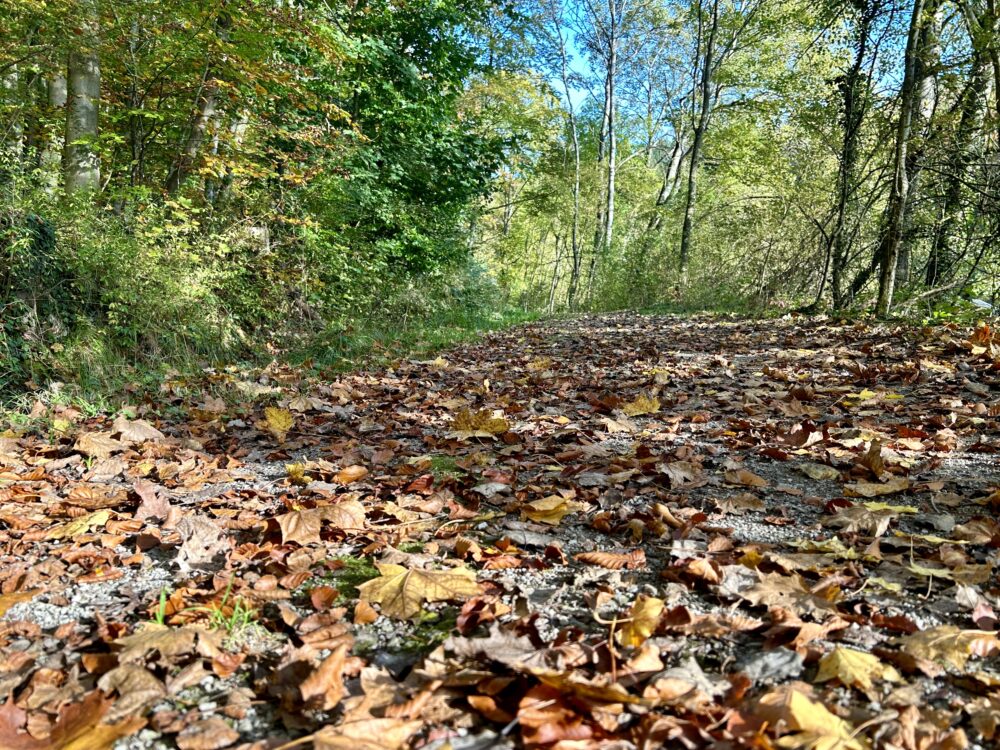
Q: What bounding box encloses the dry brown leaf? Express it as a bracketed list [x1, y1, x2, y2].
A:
[843, 476, 910, 498]
[725, 468, 769, 488]
[301, 644, 348, 710]
[112, 415, 165, 443]
[175, 717, 240, 750]
[336, 465, 369, 483]
[313, 718, 422, 750]
[622, 394, 660, 416]
[574, 549, 646, 569]
[74, 431, 125, 459]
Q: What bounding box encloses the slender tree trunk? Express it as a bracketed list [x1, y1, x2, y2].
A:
[647, 138, 686, 231]
[895, 0, 941, 286]
[875, 0, 926, 317]
[63, 1, 101, 195]
[830, 1, 875, 309]
[40, 74, 67, 187]
[679, 0, 719, 278]
[603, 0, 618, 258]
[165, 70, 218, 194]
[926, 50, 988, 285]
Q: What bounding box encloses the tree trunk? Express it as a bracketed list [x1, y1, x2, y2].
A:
[678, 0, 719, 278]
[926, 48, 989, 285]
[875, 0, 926, 317]
[165, 71, 218, 194]
[647, 138, 686, 231]
[63, 1, 101, 195]
[603, 0, 618, 259]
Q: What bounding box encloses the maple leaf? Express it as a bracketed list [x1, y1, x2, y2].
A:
[46, 509, 111, 540]
[741, 572, 840, 616]
[116, 623, 223, 663]
[357, 562, 479, 619]
[276, 501, 366, 545]
[622, 394, 660, 416]
[264, 406, 294, 441]
[758, 686, 868, 750]
[897, 626, 999, 670]
[0, 691, 143, 750]
[823, 506, 898, 537]
[111, 415, 165, 443]
[617, 594, 664, 647]
[521, 494, 586, 524]
[74, 431, 124, 459]
[815, 648, 901, 692]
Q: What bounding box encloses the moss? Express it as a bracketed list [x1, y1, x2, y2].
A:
[323, 555, 379, 600]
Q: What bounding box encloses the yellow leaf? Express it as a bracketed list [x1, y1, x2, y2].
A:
[286, 463, 310, 486]
[898, 626, 1000, 669]
[448, 409, 509, 439]
[356, 563, 479, 619]
[47, 510, 111, 540]
[521, 494, 586, 525]
[622, 394, 660, 417]
[759, 686, 868, 750]
[617, 595, 664, 648]
[815, 648, 901, 691]
[264, 407, 294, 441]
[843, 477, 910, 497]
[861, 501, 917, 513]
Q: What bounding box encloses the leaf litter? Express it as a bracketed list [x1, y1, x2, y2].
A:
[0, 313, 998, 749]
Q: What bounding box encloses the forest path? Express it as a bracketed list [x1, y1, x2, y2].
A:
[1, 313, 999, 750]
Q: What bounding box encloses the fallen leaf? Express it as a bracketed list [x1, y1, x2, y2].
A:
[47, 509, 111, 540]
[617, 594, 664, 648]
[336, 465, 369, 483]
[758, 685, 868, 750]
[521, 494, 586, 525]
[264, 407, 294, 441]
[575, 549, 646, 569]
[357, 563, 479, 619]
[622, 394, 660, 416]
[74, 432, 124, 459]
[898, 626, 999, 670]
[815, 648, 901, 692]
[844, 477, 910, 497]
[301, 644, 348, 710]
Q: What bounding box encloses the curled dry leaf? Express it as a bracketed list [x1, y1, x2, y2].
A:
[756, 685, 868, 750]
[574, 549, 646, 570]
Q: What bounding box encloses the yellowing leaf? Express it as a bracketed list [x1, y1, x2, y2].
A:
[898, 626, 1000, 670]
[46, 510, 111, 540]
[622, 394, 660, 417]
[759, 686, 868, 750]
[843, 477, 910, 497]
[336, 465, 368, 484]
[448, 409, 509, 439]
[356, 563, 479, 619]
[286, 463, 311, 486]
[815, 648, 901, 691]
[74, 431, 125, 459]
[861, 501, 917, 513]
[264, 407, 294, 441]
[798, 463, 840, 481]
[617, 595, 664, 648]
[521, 494, 586, 525]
